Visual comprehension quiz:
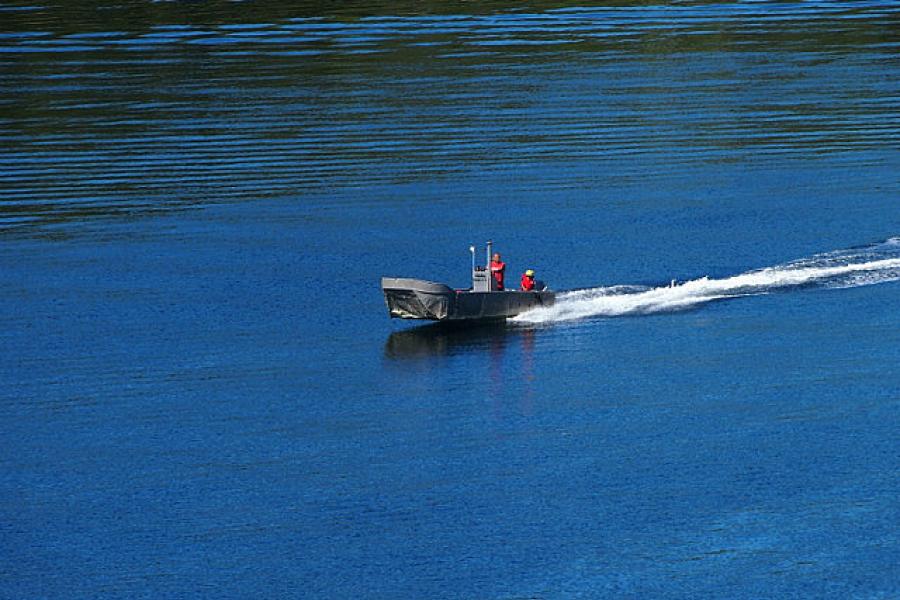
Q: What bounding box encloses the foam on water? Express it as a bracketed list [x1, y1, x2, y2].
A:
[514, 238, 900, 324]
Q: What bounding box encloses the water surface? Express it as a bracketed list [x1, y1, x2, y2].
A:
[1, 1, 899, 598]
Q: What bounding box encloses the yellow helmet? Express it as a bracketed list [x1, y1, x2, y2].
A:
[525, 269, 535, 277]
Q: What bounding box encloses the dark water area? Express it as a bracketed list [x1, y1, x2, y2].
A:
[2, 1, 899, 598]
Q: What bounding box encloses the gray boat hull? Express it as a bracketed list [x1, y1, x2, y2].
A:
[381, 277, 555, 322]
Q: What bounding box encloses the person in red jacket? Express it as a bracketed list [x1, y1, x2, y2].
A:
[490, 253, 506, 290]
[520, 269, 535, 291]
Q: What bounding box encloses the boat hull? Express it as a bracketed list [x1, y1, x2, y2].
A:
[381, 277, 555, 322]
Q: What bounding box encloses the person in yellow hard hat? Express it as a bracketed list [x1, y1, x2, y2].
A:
[520, 269, 536, 291]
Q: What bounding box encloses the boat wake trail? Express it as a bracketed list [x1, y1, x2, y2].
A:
[513, 238, 900, 324]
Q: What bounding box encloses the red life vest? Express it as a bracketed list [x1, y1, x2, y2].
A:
[520, 273, 535, 291]
[490, 260, 506, 290]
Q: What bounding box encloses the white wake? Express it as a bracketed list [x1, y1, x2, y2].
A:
[513, 238, 900, 324]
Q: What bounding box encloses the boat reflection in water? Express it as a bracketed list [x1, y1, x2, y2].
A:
[384, 321, 516, 360]
[384, 322, 539, 417]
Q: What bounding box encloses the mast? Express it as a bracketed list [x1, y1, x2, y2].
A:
[486, 240, 493, 291]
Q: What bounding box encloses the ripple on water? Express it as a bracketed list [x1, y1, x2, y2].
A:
[0, 1, 898, 229]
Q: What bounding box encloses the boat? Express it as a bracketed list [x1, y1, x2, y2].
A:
[381, 241, 555, 322]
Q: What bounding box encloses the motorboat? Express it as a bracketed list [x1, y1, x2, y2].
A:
[381, 241, 555, 322]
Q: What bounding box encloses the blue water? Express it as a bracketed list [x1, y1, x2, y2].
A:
[2, 1, 900, 598]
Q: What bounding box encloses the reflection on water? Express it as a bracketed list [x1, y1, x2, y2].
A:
[385, 322, 539, 417]
[1, 1, 898, 230]
[384, 320, 515, 359]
